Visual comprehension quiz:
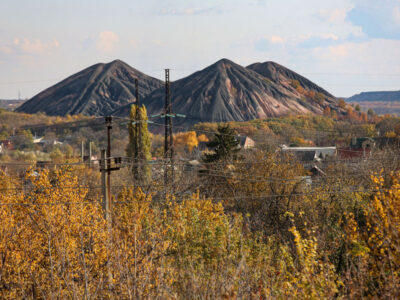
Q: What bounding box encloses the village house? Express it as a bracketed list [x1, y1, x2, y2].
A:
[0, 140, 13, 154]
[237, 136, 256, 149]
[338, 137, 375, 159]
[33, 136, 63, 147]
[193, 135, 255, 159]
[279, 145, 337, 162]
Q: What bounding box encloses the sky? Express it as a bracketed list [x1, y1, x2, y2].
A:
[0, 0, 400, 99]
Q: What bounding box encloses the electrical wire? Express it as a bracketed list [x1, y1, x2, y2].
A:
[0, 185, 389, 207]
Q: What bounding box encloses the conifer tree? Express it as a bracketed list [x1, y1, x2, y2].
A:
[126, 104, 152, 183]
[203, 124, 240, 163]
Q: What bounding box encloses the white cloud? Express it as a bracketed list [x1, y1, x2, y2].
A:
[0, 46, 13, 55]
[326, 44, 348, 57]
[96, 31, 119, 53]
[313, 39, 400, 67]
[268, 35, 285, 44]
[329, 9, 347, 22]
[298, 34, 312, 41]
[321, 33, 339, 40]
[318, 9, 347, 23]
[1, 38, 60, 55]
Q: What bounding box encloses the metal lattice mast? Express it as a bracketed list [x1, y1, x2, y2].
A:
[164, 69, 174, 187]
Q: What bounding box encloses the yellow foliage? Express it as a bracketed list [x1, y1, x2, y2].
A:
[0, 168, 107, 299]
[342, 172, 400, 297]
[174, 131, 199, 153]
[385, 131, 396, 138]
[197, 134, 209, 142]
[0, 168, 340, 298]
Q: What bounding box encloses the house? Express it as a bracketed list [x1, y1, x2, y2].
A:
[83, 155, 99, 165]
[0, 140, 13, 153]
[280, 145, 337, 162]
[237, 136, 255, 149]
[310, 165, 326, 177]
[338, 137, 375, 159]
[33, 137, 63, 147]
[33, 136, 44, 144]
[196, 136, 255, 152]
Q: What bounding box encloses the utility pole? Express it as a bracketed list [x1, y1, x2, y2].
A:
[105, 116, 112, 213]
[88, 141, 92, 168]
[100, 116, 122, 219]
[164, 69, 174, 188]
[100, 149, 109, 219]
[81, 140, 84, 162]
[100, 147, 114, 290]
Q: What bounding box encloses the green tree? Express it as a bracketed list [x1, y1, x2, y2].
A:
[367, 108, 374, 117]
[126, 104, 152, 183]
[12, 129, 34, 150]
[203, 124, 240, 163]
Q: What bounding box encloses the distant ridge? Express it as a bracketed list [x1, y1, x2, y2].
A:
[114, 58, 339, 127]
[347, 90, 400, 102]
[17, 60, 163, 116]
[346, 90, 400, 115]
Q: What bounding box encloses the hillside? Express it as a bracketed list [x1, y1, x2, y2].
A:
[247, 61, 335, 99]
[114, 58, 339, 127]
[347, 91, 400, 102]
[16, 60, 163, 116]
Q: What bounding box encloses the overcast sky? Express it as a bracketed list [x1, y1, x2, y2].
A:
[1, 0, 400, 99]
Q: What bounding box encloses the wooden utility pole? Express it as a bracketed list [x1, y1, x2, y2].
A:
[81, 140, 84, 162]
[88, 141, 92, 168]
[100, 116, 122, 219]
[105, 116, 112, 214]
[100, 149, 109, 219]
[100, 147, 113, 289]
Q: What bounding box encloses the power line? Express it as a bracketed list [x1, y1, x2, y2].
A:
[1, 150, 398, 169]
[0, 185, 391, 207]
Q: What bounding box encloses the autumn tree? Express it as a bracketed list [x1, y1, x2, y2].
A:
[174, 131, 199, 154]
[126, 104, 151, 183]
[338, 98, 346, 109]
[367, 108, 374, 117]
[12, 129, 34, 150]
[323, 106, 331, 117]
[0, 168, 340, 298]
[197, 134, 209, 142]
[341, 172, 400, 297]
[376, 116, 400, 136]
